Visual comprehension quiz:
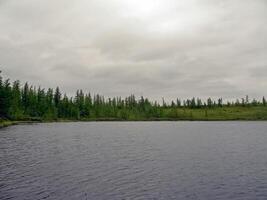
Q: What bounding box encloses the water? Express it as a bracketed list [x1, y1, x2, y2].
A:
[1, 122, 267, 200]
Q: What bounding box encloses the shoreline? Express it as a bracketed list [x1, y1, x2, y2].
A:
[0, 121, 19, 128]
[1, 118, 267, 128]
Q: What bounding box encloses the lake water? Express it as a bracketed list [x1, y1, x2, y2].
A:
[1, 122, 267, 200]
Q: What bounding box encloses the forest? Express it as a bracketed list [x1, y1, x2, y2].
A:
[1, 71, 267, 124]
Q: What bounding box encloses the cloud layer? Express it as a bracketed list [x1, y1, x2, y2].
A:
[1, 0, 267, 101]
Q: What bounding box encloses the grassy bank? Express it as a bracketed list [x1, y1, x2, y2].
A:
[0, 120, 19, 128]
[0, 119, 41, 128]
[1, 106, 267, 129]
[161, 106, 267, 121]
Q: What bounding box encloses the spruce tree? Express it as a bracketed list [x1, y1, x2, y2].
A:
[263, 96, 266, 106]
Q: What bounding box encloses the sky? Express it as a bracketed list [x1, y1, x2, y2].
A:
[0, 0, 267, 101]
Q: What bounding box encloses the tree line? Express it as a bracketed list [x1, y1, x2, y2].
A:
[0, 71, 266, 121]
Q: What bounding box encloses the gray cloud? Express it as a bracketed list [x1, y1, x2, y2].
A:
[0, 0, 267, 101]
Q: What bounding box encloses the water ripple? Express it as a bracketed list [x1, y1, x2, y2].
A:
[1, 122, 267, 199]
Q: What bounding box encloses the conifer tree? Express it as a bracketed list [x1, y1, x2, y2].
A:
[54, 87, 61, 108]
[263, 96, 266, 106]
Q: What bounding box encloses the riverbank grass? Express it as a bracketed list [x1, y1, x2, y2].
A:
[0, 120, 19, 128]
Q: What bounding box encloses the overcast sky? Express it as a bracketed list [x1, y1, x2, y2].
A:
[0, 0, 267, 101]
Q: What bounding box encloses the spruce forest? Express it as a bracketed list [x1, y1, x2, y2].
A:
[1, 71, 267, 122]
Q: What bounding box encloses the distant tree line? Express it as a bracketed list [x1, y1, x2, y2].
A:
[0, 71, 266, 120]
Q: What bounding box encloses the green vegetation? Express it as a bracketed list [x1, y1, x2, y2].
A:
[0, 120, 18, 128]
[1, 71, 267, 125]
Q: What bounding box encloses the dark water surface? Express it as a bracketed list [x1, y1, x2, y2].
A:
[1, 122, 267, 200]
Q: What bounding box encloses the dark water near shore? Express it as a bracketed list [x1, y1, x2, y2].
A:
[1, 122, 267, 200]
